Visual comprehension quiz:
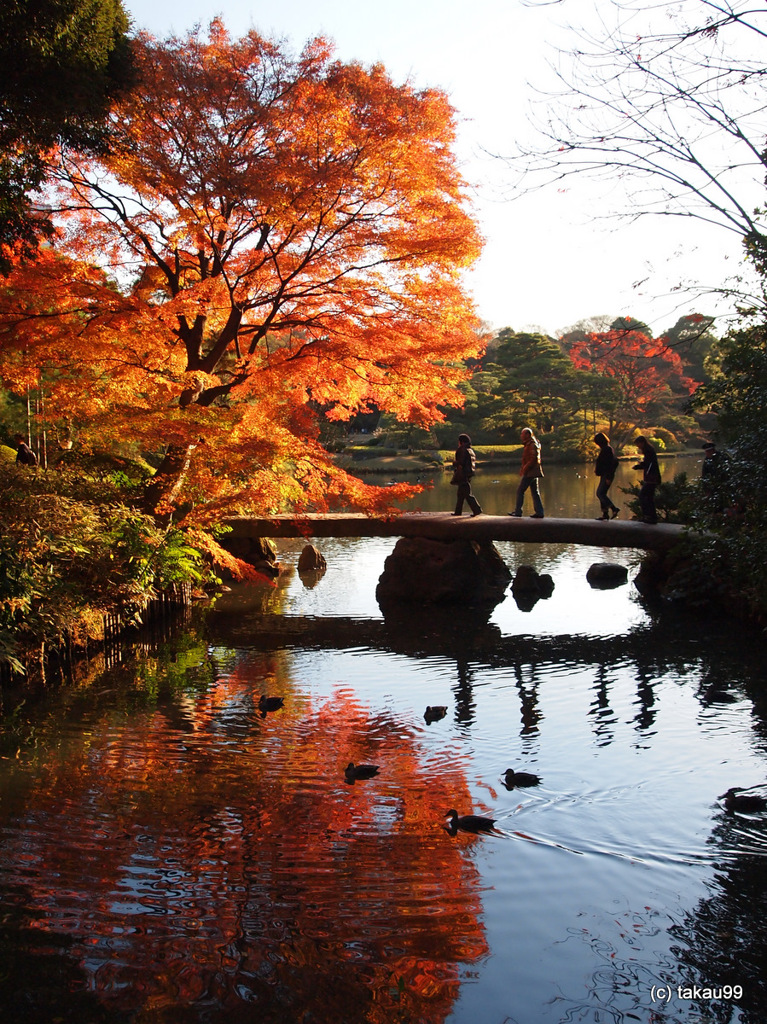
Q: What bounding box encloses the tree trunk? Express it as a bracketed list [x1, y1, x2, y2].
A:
[143, 443, 196, 520]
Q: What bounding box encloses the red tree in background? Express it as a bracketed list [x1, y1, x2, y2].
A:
[568, 328, 698, 444]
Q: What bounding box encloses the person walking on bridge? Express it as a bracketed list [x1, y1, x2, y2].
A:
[593, 432, 620, 520]
[451, 433, 482, 517]
[509, 427, 544, 519]
[633, 435, 661, 524]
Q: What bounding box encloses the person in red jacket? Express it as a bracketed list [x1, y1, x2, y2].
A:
[509, 427, 544, 518]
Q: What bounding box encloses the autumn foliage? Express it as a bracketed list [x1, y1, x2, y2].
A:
[0, 21, 483, 520]
[2, 655, 488, 1020]
[568, 327, 697, 437]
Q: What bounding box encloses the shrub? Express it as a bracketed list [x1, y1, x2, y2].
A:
[0, 464, 210, 673]
[620, 470, 696, 523]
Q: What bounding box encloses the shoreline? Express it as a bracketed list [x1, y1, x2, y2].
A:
[336, 449, 699, 475]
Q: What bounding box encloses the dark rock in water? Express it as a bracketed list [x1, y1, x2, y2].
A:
[512, 565, 541, 591]
[510, 565, 555, 611]
[632, 553, 666, 598]
[536, 573, 554, 598]
[632, 549, 727, 611]
[298, 544, 327, 572]
[219, 534, 281, 577]
[586, 562, 629, 589]
[253, 559, 281, 579]
[375, 537, 511, 608]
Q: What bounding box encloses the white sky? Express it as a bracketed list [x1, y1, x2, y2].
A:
[122, 0, 749, 337]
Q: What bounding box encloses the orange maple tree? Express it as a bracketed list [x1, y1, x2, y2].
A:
[0, 21, 483, 520]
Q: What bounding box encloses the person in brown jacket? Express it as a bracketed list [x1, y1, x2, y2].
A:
[509, 427, 544, 518]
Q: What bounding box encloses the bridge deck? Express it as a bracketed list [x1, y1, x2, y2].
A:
[223, 512, 683, 551]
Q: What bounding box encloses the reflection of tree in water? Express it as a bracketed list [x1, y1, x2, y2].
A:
[203, 600, 767, 1021]
[538, 819, 767, 1023]
[5, 588, 767, 1021]
[0, 658, 488, 1024]
[544, 905, 706, 1024]
[0, 901, 130, 1024]
[665, 621, 767, 1023]
[535, 627, 767, 1024]
[668, 811, 767, 1023]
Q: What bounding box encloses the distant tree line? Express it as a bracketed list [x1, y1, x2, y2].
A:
[428, 313, 718, 459]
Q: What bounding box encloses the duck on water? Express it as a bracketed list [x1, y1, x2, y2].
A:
[445, 809, 497, 834]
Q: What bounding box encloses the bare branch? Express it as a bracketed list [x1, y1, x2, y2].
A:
[501, 0, 767, 306]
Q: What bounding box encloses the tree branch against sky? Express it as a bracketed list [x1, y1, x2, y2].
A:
[506, 0, 767, 310]
[112, 0, 755, 334]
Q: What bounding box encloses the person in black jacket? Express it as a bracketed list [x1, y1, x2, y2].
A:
[593, 432, 620, 520]
[451, 433, 482, 517]
[701, 442, 726, 484]
[633, 435, 661, 524]
[14, 434, 37, 467]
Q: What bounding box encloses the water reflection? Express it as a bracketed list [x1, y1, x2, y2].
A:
[0, 654, 489, 1022]
[633, 671, 659, 738]
[670, 807, 767, 1022]
[207, 604, 753, 751]
[3, 501, 767, 1021]
[589, 665, 619, 747]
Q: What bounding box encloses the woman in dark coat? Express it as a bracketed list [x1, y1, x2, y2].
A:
[593, 432, 620, 520]
[451, 433, 482, 517]
[634, 435, 661, 524]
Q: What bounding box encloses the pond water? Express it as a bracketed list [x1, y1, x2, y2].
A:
[2, 457, 767, 1024]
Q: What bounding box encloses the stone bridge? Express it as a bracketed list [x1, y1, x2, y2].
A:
[222, 512, 683, 552]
